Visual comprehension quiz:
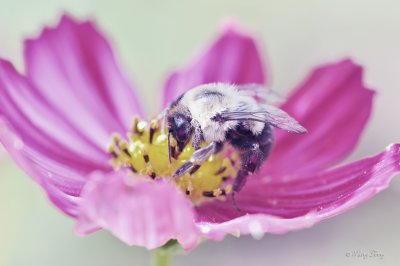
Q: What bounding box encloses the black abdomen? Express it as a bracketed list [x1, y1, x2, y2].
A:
[226, 123, 274, 156]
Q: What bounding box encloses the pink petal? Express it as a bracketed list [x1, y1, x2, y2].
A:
[0, 15, 144, 216]
[0, 60, 109, 168]
[161, 24, 266, 108]
[262, 59, 374, 179]
[0, 117, 85, 216]
[195, 144, 400, 240]
[75, 172, 200, 250]
[24, 15, 144, 146]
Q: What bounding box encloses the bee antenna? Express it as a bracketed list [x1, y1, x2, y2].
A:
[168, 130, 172, 164]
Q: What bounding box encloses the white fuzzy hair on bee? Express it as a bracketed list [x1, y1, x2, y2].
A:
[166, 83, 306, 209]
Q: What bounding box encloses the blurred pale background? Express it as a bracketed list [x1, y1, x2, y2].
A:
[0, 0, 399, 265]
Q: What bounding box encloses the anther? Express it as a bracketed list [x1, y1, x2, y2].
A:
[149, 172, 156, 179]
[222, 176, 230, 182]
[142, 148, 150, 163]
[107, 145, 119, 158]
[214, 188, 226, 197]
[118, 140, 128, 151]
[132, 117, 140, 134]
[123, 148, 131, 157]
[202, 189, 227, 198]
[202, 191, 214, 197]
[214, 166, 227, 175]
[129, 165, 137, 173]
[118, 141, 131, 159]
[189, 164, 201, 175]
[137, 121, 147, 134]
[149, 120, 158, 144]
[107, 144, 115, 153]
[112, 133, 121, 144]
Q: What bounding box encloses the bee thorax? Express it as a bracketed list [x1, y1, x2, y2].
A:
[202, 120, 237, 142]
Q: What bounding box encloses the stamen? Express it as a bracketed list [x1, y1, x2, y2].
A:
[112, 133, 120, 144]
[143, 154, 150, 163]
[108, 118, 239, 202]
[149, 120, 158, 144]
[214, 166, 227, 175]
[202, 189, 227, 198]
[123, 148, 131, 157]
[222, 176, 230, 182]
[129, 165, 138, 173]
[107, 145, 119, 158]
[149, 172, 156, 179]
[132, 117, 140, 134]
[132, 117, 147, 136]
[202, 191, 215, 197]
[137, 121, 147, 133]
[189, 164, 201, 175]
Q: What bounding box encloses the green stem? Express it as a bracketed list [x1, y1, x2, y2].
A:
[151, 249, 172, 266]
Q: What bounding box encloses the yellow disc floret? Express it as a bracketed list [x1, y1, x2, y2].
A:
[108, 117, 239, 203]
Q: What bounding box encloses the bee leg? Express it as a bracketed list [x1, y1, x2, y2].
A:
[232, 143, 265, 211]
[173, 142, 217, 178]
[231, 169, 250, 212]
[233, 144, 263, 191]
[214, 142, 224, 154]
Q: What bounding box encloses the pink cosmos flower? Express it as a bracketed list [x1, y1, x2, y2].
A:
[0, 15, 399, 250]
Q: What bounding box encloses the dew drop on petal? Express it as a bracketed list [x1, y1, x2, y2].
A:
[200, 225, 211, 234]
[386, 144, 394, 151]
[304, 213, 312, 220]
[231, 229, 241, 238]
[249, 220, 264, 240]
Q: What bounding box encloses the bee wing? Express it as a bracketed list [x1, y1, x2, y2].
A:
[236, 84, 284, 104]
[215, 105, 307, 134]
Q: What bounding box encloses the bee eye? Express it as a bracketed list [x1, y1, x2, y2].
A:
[177, 127, 188, 141]
[171, 115, 192, 143]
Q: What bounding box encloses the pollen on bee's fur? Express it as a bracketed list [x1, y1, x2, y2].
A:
[108, 117, 240, 202]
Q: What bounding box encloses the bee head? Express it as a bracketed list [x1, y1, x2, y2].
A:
[168, 113, 193, 152]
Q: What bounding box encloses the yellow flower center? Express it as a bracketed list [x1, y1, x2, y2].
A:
[107, 117, 239, 203]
